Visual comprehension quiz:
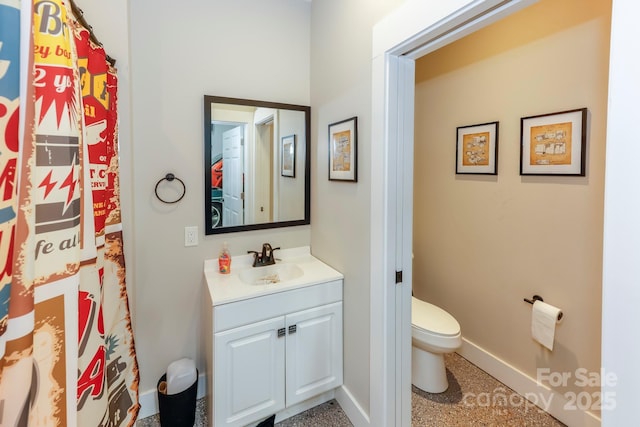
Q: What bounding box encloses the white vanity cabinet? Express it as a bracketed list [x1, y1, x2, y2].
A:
[214, 316, 286, 424]
[205, 273, 343, 427]
[284, 302, 343, 405]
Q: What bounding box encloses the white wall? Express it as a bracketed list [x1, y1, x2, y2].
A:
[79, 0, 312, 399]
[277, 109, 306, 221]
[309, 0, 404, 419]
[129, 0, 312, 397]
[602, 0, 640, 424]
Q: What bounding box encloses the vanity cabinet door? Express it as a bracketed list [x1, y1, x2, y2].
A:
[214, 316, 286, 427]
[285, 302, 343, 406]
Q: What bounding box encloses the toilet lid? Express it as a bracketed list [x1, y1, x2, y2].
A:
[412, 297, 460, 336]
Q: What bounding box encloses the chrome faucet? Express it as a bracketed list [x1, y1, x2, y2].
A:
[248, 243, 280, 267]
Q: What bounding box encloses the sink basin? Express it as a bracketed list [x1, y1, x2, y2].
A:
[238, 263, 304, 285]
[205, 246, 345, 305]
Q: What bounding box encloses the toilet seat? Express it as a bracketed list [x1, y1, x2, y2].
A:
[412, 297, 460, 336]
[411, 297, 461, 353]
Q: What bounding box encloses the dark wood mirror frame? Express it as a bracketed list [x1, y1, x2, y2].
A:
[204, 96, 311, 235]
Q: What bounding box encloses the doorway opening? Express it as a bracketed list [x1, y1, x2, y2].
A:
[369, 1, 544, 425]
[254, 117, 275, 224]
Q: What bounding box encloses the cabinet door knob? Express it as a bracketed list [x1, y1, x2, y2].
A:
[277, 328, 286, 338]
[288, 325, 297, 334]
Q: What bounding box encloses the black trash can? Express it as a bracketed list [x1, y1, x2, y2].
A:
[157, 370, 198, 427]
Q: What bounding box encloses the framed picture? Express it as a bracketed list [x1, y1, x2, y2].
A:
[328, 117, 358, 182]
[520, 108, 587, 176]
[281, 134, 296, 177]
[456, 121, 499, 175]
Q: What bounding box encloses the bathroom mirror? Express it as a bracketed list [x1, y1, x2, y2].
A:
[204, 96, 310, 235]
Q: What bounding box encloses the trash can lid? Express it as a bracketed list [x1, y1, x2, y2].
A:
[167, 358, 197, 395]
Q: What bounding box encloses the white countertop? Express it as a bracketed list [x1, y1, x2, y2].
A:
[204, 246, 344, 306]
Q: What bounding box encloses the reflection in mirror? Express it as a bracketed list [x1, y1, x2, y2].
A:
[204, 96, 310, 235]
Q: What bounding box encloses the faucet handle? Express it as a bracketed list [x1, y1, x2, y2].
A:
[269, 247, 281, 263]
[267, 246, 280, 255]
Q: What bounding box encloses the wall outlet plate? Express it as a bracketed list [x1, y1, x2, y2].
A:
[185, 226, 198, 247]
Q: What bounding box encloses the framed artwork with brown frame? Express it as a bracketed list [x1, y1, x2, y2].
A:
[328, 116, 358, 182]
[520, 108, 587, 176]
[456, 121, 499, 175]
[281, 134, 296, 177]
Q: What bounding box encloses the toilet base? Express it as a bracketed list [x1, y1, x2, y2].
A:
[412, 346, 448, 393]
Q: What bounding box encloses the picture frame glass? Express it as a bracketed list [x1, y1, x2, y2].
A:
[281, 135, 295, 177]
[520, 108, 587, 176]
[329, 117, 357, 181]
[456, 121, 499, 175]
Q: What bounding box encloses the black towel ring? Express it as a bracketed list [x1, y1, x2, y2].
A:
[154, 173, 186, 204]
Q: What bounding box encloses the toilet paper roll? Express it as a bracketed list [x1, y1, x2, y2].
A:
[531, 300, 563, 351]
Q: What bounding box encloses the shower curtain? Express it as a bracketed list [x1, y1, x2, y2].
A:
[0, 0, 139, 425]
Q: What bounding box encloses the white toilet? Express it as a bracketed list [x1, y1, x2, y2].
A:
[411, 296, 462, 393]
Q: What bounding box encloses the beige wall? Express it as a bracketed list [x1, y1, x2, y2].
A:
[414, 0, 610, 398]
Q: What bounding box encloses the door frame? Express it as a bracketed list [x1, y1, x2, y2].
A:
[369, 1, 539, 425]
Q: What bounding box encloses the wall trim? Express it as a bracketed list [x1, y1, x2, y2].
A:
[335, 384, 370, 427]
[458, 338, 601, 427]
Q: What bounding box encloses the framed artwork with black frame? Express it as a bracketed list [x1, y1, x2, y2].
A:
[328, 117, 358, 182]
[456, 121, 499, 175]
[520, 108, 587, 176]
[281, 134, 296, 177]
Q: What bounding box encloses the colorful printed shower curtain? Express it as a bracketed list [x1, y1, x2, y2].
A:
[0, 0, 139, 425]
[0, 0, 20, 339]
[0, 1, 27, 425]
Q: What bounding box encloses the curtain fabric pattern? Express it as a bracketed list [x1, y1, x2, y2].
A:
[73, 17, 140, 427]
[0, 0, 20, 340]
[0, 0, 139, 425]
[0, 1, 36, 425]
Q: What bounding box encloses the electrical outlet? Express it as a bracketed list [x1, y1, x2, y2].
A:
[184, 226, 198, 247]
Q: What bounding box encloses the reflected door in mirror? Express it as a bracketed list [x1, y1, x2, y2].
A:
[222, 126, 244, 226]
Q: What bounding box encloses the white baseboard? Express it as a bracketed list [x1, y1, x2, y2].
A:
[137, 372, 208, 420]
[335, 385, 370, 427]
[458, 338, 601, 427]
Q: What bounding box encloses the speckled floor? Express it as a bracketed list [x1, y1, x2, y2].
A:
[137, 353, 565, 426]
[411, 353, 566, 427]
